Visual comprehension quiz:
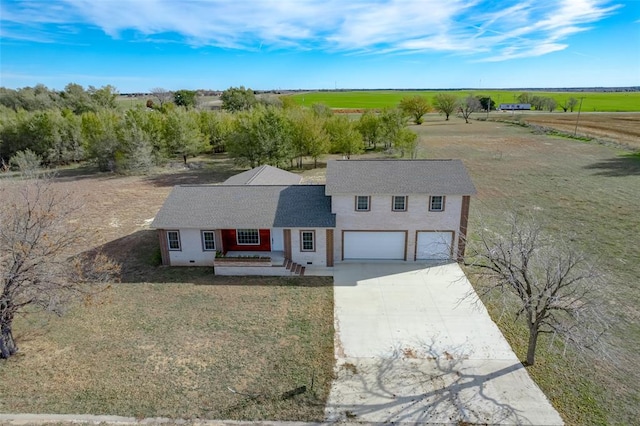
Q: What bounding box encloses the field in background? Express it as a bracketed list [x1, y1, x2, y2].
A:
[288, 90, 640, 112]
[500, 112, 640, 150]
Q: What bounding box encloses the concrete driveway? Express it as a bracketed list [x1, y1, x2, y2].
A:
[325, 262, 563, 425]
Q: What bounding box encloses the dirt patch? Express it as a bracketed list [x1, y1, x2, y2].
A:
[493, 112, 640, 150]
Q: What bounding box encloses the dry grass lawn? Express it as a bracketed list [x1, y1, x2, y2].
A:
[0, 113, 638, 424]
[1, 277, 333, 421]
[0, 160, 334, 422]
[410, 115, 639, 425]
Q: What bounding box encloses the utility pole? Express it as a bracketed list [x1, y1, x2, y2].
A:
[574, 97, 584, 136]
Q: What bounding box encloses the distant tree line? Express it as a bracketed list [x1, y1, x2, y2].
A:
[0, 83, 422, 173]
[396, 92, 581, 125]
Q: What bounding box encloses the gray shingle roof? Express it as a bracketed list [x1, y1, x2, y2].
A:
[325, 159, 477, 195]
[222, 165, 302, 185]
[151, 185, 335, 229]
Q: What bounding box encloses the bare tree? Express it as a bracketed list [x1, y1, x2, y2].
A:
[0, 175, 119, 358]
[464, 213, 608, 366]
[458, 95, 481, 124]
[150, 87, 173, 108]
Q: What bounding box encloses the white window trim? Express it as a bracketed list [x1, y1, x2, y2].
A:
[392, 195, 407, 212]
[236, 229, 260, 245]
[429, 196, 445, 212]
[167, 230, 181, 251]
[355, 195, 370, 211]
[201, 230, 216, 251]
[300, 230, 315, 252]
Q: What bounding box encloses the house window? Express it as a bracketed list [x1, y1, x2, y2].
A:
[167, 230, 181, 251]
[392, 196, 407, 212]
[201, 231, 216, 251]
[429, 196, 445, 212]
[300, 230, 315, 252]
[355, 196, 370, 211]
[237, 229, 259, 245]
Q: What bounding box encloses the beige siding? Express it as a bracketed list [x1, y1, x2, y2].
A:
[331, 194, 464, 261]
[168, 228, 216, 266]
[289, 228, 328, 267]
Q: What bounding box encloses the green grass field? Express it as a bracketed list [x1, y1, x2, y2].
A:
[288, 90, 640, 112]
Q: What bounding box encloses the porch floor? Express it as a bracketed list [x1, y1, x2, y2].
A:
[225, 250, 285, 265]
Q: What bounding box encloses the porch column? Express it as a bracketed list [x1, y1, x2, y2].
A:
[283, 229, 292, 259]
[326, 229, 334, 267]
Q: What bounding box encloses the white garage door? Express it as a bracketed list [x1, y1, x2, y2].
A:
[416, 232, 453, 260]
[343, 231, 406, 260]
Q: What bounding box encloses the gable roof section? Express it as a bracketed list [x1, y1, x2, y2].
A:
[222, 165, 302, 185]
[151, 185, 335, 229]
[325, 159, 477, 195]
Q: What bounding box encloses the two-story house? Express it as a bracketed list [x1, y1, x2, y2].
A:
[151, 160, 476, 275]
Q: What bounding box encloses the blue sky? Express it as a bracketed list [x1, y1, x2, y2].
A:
[1, 0, 639, 92]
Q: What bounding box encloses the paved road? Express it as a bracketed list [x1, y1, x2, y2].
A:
[325, 262, 564, 425]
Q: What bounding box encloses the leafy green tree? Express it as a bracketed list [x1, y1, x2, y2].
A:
[398, 95, 430, 125]
[259, 106, 293, 167]
[394, 127, 419, 159]
[62, 83, 96, 114]
[163, 108, 207, 163]
[199, 110, 234, 153]
[89, 85, 118, 109]
[560, 97, 579, 113]
[82, 110, 121, 171]
[432, 93, 457, 120]
[30, 110, 65, 160]
[544, 97, 558, 112]
[379, 108, 406, 148]
[48, 110, 85, 164]
[530, 96, 545, 111]
[227, 110, 264, 168]
[227, 106, 293, 167]
[117, 120, 154, 173]
[173, 90, 198, 109]
[477, 96, 496, 111]
[357, 110, 384, 149]
[325, 115, 363, 159]
[311, 103, 333, 118]
[289, 109, 330, 168]
[0, 85, 61, 111]
[10, 149, 42, 176]
[517, 92, 531, 104]
[125, 108, 166, 160]
[221, 86, 256, 112]
[280, 96, 300, 110]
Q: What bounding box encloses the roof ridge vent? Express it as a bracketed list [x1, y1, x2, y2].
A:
[245, 165, 268, 184]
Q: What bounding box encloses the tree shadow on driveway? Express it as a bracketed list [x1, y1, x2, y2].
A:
[326, 341, 562, 425]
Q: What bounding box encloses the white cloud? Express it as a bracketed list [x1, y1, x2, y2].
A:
[0, 0, 622, 61]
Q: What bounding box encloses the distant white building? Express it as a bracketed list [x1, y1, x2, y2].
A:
[499, 103, 531, 111]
